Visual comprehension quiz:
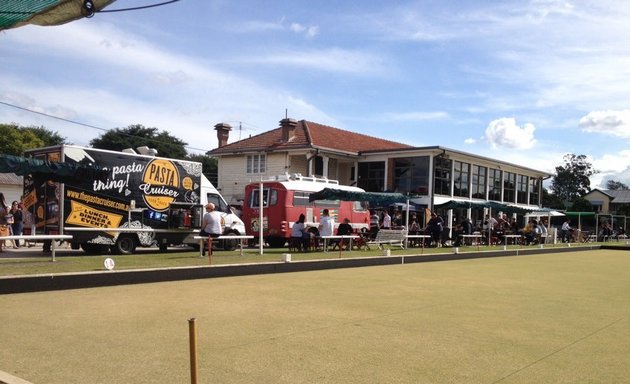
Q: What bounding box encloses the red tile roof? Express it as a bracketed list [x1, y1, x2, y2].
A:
[208, 120, 411, 155]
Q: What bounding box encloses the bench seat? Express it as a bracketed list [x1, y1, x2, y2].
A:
[366, 229, 407, 250]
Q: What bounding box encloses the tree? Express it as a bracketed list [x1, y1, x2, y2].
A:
[570, 197, 594, 212]
[0, 123, 66, 155]
[90, 124, 188, 159]
[541, 188, 565, 209]
[550, 154, 597, 206]
[606, 180, 628, 190]
[187, 154, 218, 186]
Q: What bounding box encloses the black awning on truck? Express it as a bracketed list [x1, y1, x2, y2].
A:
[0, 154, 108, 183]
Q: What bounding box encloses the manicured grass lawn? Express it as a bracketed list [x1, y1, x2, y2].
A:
[0, 241, 617, 276]
[1, 249, 629, 383]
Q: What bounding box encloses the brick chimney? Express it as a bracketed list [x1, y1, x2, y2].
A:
[280, 118, 298, 142]
[214, 123, 232, 148]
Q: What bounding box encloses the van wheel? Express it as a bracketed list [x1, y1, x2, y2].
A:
[267, 237, 286, 248]
[111, 235, 137, 255]
[221, 232, 239, 251]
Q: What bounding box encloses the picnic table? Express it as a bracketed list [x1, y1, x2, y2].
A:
[0, 234, 73, 261]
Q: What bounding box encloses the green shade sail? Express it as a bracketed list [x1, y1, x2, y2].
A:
[0, 0, 115, 31]
[308, 188, 412, 207]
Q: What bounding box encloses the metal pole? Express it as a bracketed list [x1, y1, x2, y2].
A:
[188, 318, 198, 384]
[259, 180, 264, 255]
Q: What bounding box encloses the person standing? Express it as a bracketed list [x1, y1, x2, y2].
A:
[427, 212, 444, 247]
[0, 193, 8, 252]
[200, 203, 223, 256]
[369, 209, 380, 240]
[560, 219, 572, 243]
[318, 209, 334, 237]
[10, 201, 23, 248]
[381, 210, 391, 229]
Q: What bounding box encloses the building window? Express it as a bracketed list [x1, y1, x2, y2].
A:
[433, 156, 452, 196]
[488, 168, 502, 201]
[504, 172, 516, 203]
[314, 156, 323, 176]
[517, 174, 529, 204]
[529, 178, 540, 206]
[471, 165, 487, 199]
[246, 154, 266, 174]
[393, 156, 430, 195]
[453, 161, 470, 198]
[358, 161, 385, 192]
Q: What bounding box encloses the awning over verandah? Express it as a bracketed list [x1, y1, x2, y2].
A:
[433, 199, 534, 215]
[308, 188, 412, 207]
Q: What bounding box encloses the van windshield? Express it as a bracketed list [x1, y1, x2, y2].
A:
[248, 188, 277, 208]
[207, 193, 228, 212]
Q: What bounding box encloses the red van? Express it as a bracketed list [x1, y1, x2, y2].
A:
[242, 174, 370, 247]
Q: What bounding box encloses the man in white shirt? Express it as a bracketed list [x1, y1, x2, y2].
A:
[561, 220, 572, 243]
[381, 211, 392, 229]
[200, 203, 223, 256]
[318, 209, 335, 237]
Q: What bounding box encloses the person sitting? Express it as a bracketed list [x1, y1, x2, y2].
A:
[599, 222, 613, 242]
[453, 217, 473, 246]
[333, 218, 353, 250]
[290, 214, 311, 251]
[392, 211, 403, 228]
[524, 219, 543, 245]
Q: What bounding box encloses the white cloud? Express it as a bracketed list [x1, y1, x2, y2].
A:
[243, 47, 388, 74]
[579, 110, 630, 138]
[290, 23, 305, 33]
[289, 22, 319, 38]
[386, 111, 449, 122]
[484, 117, 536, 149]
[305, 26, 319, 38]
[464, 138, 476, 145]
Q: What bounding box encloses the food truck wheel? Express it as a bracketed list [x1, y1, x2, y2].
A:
[267, 237, 287, 248]
[111, 235, 137, 255]
[81, 243, 110, 255]
[221, 231, 239, 251]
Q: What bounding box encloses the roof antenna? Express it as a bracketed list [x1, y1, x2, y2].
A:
[285, 108, 288, 119]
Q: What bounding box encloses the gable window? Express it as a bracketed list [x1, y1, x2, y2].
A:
[246, 154, 266, 174]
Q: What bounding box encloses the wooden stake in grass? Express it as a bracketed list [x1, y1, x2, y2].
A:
[188, 318, 198, 384]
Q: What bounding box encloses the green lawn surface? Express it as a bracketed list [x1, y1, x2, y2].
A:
[1, 249, 629, 383]
[0, 241, 618, 276]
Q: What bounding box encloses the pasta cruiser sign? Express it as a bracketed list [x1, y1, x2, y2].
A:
[140, 159, 182, 211]
[21, 145, 241, 255]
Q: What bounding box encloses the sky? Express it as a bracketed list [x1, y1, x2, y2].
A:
[2, 0, 630, 189]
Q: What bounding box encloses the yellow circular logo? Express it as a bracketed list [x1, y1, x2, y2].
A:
[182, 176, 193, 191]
[141, 159, 180, 211]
